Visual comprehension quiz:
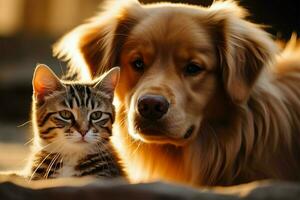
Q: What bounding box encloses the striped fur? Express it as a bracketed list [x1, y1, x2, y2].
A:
[28, 65, 124, 180]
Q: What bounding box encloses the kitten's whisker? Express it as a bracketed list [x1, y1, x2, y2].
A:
[43, 144, 64, 178]
[17, 120, 32, 128]
[29, 143, 62, 181]
[46, 151, 62, 178]
[29, 152, 52, 182]
[24, 138, 34, 146]
[52, 152, 62, 177]
[44, 154, 56, 179]
[37, 140, 60, 152]
[44, 152, 61, 179]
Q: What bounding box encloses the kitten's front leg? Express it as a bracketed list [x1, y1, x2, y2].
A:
[75, 152, 124, 178]
[30, 151, 62, 180]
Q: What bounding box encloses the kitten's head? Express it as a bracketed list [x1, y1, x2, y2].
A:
[32, 64, 120, 155]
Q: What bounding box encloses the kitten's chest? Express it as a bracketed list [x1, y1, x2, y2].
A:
[52, 151, 123, 178]
[56, 165, 79, 177]
[55, 157, 81, 178]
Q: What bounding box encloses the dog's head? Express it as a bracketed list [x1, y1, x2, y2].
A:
[54, 0, 275, 146]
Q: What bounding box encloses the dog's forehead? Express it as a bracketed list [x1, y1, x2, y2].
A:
[143, 3, 207, 17]
[127, 9, 213, 52]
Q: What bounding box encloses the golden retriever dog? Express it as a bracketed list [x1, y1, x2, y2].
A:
[54, 0, 300, 186]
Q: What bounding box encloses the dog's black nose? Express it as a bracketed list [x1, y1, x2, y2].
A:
[138, 95, 169, 120]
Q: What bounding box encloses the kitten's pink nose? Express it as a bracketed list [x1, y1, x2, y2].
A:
[79, 129, 88, 136]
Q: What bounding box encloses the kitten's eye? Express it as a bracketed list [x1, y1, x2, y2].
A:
[131, 57, 145, 72]
[184, 62, 205, 76]
[59, 110, 73, 120]
[90, 111, 102, 121]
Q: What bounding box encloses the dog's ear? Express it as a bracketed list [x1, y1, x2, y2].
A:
[208, 1, 277, 104]
[53, 0, 142, 80]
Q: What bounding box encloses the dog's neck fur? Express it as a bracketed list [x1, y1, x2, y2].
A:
[112, 63, 300, 186]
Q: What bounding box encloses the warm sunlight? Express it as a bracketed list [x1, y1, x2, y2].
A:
[54, 31, 93, 81]
[0, 0, 299, 199]
[0, 0, 23, 36]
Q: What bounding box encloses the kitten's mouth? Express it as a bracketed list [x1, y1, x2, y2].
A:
[76, 138, 89, 144]
[76, 141, 87, 144]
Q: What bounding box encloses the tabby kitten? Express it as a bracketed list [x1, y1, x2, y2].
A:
[27, 64, 124, 180]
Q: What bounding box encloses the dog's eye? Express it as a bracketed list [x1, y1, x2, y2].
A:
[184, 62, 204, 76]
[131, 58, 145, 72]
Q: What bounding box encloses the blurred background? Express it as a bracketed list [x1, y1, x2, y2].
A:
[0, 0, 299, 171]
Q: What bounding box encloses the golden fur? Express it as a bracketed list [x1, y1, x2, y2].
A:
[54, 0, 300, 186]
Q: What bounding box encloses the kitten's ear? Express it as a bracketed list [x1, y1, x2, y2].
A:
[94, 67, 120, 100]
[32, 64, 62, 102]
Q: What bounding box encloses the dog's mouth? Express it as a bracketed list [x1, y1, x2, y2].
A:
[183, 125, 195, 139]
[132, 119, 196, 145]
